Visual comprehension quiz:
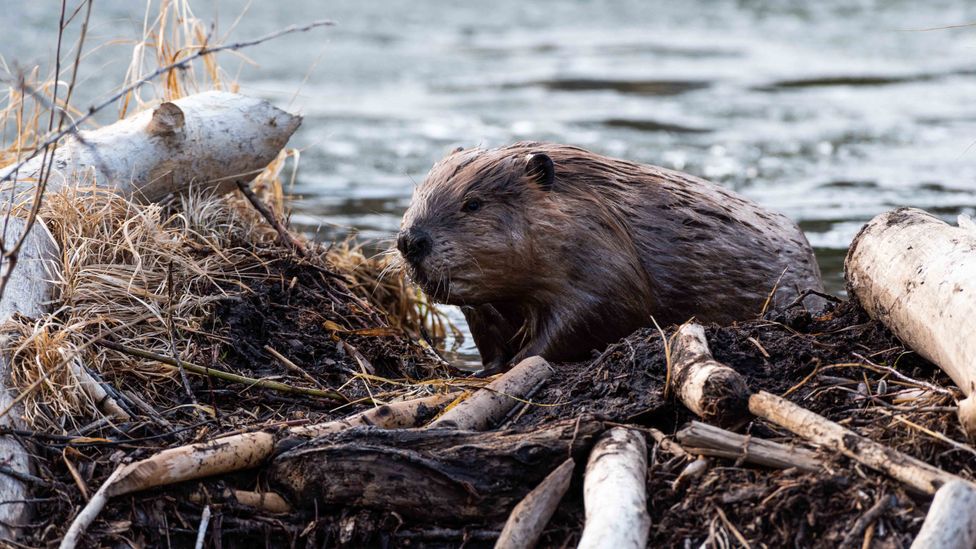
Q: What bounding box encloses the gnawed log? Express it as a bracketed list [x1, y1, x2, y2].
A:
[430, 355, 553, 430]
[577, 427, 650, 549]
[750, 390, 971, 495]
[107, 431, 275, 498]
[270, 416, 602, 522]
[0, 216, 59, 540]
[670, 323, 750, 428]
[104, 393, 456, 497]
[0, 91, 302, 203]
[845, 208, 976, 435]
[911, 480, 976, 549]
[676, 421, 822, 472]
[496, 458, 575, 549]
[61, 394, 455, 543]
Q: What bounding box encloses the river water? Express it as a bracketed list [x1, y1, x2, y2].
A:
[5, 1, 976, 360]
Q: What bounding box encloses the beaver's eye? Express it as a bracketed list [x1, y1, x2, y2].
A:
[462, 199, 482, 213]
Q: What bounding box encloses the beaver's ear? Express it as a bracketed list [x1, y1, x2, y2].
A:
[525, 153, 555, 191]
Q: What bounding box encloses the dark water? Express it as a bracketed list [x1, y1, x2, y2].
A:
[5, 0, 976, 359]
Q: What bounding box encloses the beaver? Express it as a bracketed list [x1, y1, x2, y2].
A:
[397, 142, 823, 374]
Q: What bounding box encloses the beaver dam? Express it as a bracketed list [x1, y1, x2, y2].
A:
[5, 4, 976, 549]
[14, 196, 976, 549]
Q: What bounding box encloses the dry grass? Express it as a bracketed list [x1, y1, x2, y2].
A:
[121, 0, 237, 111]
[328, 240, 461, 347]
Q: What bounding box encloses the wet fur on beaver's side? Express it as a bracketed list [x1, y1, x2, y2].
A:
[397, 142, 823, 373]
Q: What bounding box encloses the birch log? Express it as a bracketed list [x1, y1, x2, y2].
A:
[60, 393, 457, 545]
[670, 323, 750, 427]
[845, 208, 976, 434]
[911, 480, 976, 549]
[577, 427, 650, 549]
[0, 217, 59, 541]
[0, 90, 301, 203]
[104, 393, 457, 497]
[496, 458, 575, 549]
[429, 356, 553, 430]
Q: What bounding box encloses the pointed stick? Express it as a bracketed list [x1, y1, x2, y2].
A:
[496, 458, 575, 549]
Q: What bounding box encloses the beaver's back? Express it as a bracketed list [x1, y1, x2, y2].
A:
[532, 143, 823, 325]
[629, 166, 822, 324]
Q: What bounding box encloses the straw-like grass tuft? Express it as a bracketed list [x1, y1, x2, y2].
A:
[327, 241, 460, 348]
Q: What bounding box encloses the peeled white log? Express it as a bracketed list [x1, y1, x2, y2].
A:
[106, 393, 458, 497]
[429, 356, 553, 431]
[846, 208, 976, 434]
[0, 90, 301, 203]
[0, 217, 59, 541]
[577, 427, 650, 549]
[670, 323, 750, 428]
[496, 458, 575, 549]
[911, 480, 976, 549]
[61, 393, 457, 544]
[108, 431, 275, 498]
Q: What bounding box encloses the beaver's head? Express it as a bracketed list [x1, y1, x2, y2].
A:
[397, 145, 558, 305]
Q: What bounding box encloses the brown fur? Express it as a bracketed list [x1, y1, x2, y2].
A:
[398, 142, 823, 371]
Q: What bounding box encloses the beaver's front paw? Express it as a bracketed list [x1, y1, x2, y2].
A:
[471, 359, 511, 378]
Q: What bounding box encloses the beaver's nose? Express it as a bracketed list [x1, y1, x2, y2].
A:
[397, 228, 433, 263]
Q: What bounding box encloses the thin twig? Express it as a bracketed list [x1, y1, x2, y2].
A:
[97, 340, 348, 402]
[840, 494, 895, 548]
[851, 353, 955, 397]
[264, 345, 323, 388]
[194, 506, 211, 549]
[167, 261, 205, 420]
[883, 410, 976, 459]
[0, 0, 93, 302]
[235, 180, 307, 256]
[59, 463, 126, 549]
[714, 505, 751, 549]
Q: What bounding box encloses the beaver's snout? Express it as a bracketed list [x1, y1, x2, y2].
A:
[397, 227, 433, 265]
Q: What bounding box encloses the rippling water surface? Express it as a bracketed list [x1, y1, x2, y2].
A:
[6, 1, 976, 361]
